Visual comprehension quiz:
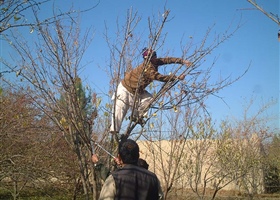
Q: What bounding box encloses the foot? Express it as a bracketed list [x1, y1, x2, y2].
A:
[109, 130, 119, 134]
[114, 133, 126, 143]
[129, 116, 145, 127]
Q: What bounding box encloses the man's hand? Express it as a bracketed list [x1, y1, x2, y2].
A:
[91, 154, 99, 164]
[184, 60, 192, 67]
[114, 156, 122, 166]
[178, 74, 186, 80]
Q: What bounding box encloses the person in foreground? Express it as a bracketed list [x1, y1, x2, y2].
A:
[137, 158, 164, 200]
[98, 139, 162, 200]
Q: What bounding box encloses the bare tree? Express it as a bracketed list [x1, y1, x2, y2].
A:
[1, 15, 99, 199]
[0, 87, 58, 199]
[138, 99, 277, 200]
[139, 108, 236, 200]
[263, 134, 280, 193]
[0, 0, 100, 84]
[0, 0, 99, 34]
[104, 8, 247, 142]
[219, 99, 276, 199]
[1, 0, 50, 34]
[0, 86, 93, 200]
[92, 7, 249, 199]
[1, 4, 250, 199]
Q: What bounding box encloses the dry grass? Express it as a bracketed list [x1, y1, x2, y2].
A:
[166, 188, 280, 200]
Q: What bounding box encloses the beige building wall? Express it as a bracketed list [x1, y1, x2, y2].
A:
[137, 139, 264, 194]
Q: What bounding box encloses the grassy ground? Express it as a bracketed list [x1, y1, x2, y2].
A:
[0, 188, 77, 200]
[167, 189, 280, 200]
[0, 192, 83, 200]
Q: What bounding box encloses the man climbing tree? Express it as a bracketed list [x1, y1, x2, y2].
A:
[110, 47, 192, 136]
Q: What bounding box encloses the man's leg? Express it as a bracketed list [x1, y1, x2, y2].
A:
[110, 83, 130, 134]
[129, 91, 153, 126]
[138, 91, 153, 118]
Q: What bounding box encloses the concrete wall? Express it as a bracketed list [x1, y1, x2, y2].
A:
[138, 139, 264, 194]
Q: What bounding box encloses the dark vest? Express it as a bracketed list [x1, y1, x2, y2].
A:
[112, 164, 159, 200]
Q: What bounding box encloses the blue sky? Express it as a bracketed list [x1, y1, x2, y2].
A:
[79, 0, 279, 130]
[1, 0, 279, 130]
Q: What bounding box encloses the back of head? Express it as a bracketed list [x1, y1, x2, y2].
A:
[118, 139, 139, 165]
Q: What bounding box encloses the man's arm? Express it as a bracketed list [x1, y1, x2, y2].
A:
[149, 68, 186, 83]
[152, 57, 191, 67]
[98, 175, 116, 200]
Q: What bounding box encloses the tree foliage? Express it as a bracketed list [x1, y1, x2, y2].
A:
[0, 87, 75, 199]
[2, 11, 99, 199]
[263, 134, 280, 193]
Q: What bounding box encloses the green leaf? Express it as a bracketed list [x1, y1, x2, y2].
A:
[14, 15, 21, 21]
[96, 98, 101, 108]
[2, 8, 8, 12]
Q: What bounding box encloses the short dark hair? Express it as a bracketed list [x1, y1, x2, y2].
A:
[118, 139, 139, 165]
[138, 158, 149, 170]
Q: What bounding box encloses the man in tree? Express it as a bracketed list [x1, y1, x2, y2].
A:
[110, 48, 191, 134]
[98, 139, 161, 200]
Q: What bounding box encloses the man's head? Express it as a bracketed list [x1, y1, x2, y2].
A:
[118, 139, 139, 165]
[142, 48, 157, 59]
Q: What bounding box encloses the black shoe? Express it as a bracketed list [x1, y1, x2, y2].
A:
[129, 116, 145, 127]
[115, 133, 127, 143]
[137, 117, 145, 127]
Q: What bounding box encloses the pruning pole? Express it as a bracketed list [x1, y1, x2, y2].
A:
[94, 141, 116, 159]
